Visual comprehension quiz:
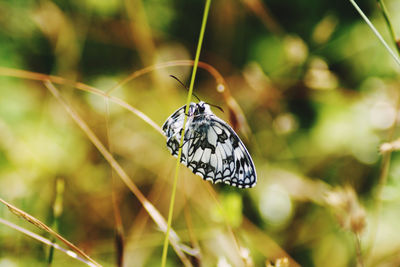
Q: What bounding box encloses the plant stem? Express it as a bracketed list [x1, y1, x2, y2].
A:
[160, 0, 212, 266]
[348, 0, 400, 67]
[376, 0, 398, 54]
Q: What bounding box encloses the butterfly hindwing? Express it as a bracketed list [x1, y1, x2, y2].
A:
[162, 102, 257, 188]
[207, 116, 256, 188]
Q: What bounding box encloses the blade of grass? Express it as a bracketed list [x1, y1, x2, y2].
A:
[376, 0, 399, 52]
[348, 0, 400, 67]
[0, 198, 101, 267]
[43, 81, 192, 266]
[161, 0, 212, 266]
[0, 217, 97, 267]
[0, 67, 163, 135]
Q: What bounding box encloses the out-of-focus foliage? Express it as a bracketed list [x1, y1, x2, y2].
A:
[1, 0, 400, 266]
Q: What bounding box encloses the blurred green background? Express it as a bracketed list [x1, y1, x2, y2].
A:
[1, 0, 400, 266]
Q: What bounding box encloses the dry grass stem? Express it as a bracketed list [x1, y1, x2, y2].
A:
[0, 67, 162, 135]
[0, 199, 101, 267]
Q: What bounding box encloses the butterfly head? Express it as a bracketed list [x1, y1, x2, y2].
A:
[187, 101, 208, 116]
[197, 101, 206, 112]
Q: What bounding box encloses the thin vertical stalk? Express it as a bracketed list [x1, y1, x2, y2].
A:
[348, 0, 400, 67]
[160, 0, 212, 266]
[376, 0, 398, 52]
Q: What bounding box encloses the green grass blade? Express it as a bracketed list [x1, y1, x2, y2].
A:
[161, 0, 212, 266]
[348, 0, 400, 67]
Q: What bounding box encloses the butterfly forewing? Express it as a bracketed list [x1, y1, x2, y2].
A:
[162, 105, 186, 142]
[162, 102, 256, 188]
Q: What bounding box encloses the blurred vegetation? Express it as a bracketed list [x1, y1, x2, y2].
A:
[0, 0, 400, 266]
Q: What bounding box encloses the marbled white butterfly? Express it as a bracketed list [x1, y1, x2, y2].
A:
[162, 101, 257, 188]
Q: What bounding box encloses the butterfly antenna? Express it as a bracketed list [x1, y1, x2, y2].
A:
[169, 75, 201, 102]
[207, 103, 224, 113]
[169, 75, 223, 112]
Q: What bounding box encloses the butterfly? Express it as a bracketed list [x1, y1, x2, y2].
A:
[162, 101, 257, 188]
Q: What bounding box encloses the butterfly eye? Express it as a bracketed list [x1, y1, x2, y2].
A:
[197, 103, 205, 112]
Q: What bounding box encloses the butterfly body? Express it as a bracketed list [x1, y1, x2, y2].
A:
[162, 101, 257, 188]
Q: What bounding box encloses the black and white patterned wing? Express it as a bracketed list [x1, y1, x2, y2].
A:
[179, 116, 256, 188]
[162, 105, 186, 139]
[162, 104, 256, 188]
[162, 105, 186, 157]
